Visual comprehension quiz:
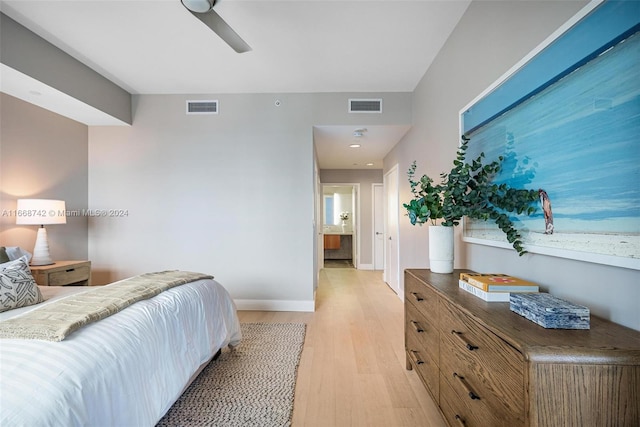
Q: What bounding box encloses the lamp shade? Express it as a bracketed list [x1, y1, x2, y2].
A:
[15, 199, 67, 225]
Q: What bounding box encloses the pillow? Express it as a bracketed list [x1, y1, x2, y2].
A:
[0, 247, 9, 264]
[4, 246, 32, 263]
[0, 256, 29, 269]
[0, 256, 44, 313]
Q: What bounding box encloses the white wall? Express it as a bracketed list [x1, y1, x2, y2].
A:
[385, 0, 640, 331]
[89, 92, 410, 310]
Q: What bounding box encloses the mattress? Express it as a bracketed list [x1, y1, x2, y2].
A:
[0, 278, 241, 427]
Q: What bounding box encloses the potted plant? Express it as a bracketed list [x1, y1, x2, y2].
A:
[403, 135, 539, 273]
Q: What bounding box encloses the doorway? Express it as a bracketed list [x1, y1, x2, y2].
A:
[321, 184, 359, 268]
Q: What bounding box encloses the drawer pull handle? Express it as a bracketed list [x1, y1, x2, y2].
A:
[454, 415, 467, 426]
[410, 292, 424, 302]
[451, 330, 478, 351]
[453, 372, 480, 400]
[66, 268, 76, 273]
[409, 350, 425, 365]
[410, 320, 424, 333]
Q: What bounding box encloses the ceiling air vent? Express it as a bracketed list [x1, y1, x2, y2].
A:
[349, 98, 382, 113]
[186, 100, 218, 115]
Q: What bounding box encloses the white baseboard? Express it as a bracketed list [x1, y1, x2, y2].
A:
[234, 299, 315, 312]
[357, 263, 374, 270]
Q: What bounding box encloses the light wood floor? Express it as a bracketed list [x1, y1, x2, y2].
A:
[237, 268, 447, 427]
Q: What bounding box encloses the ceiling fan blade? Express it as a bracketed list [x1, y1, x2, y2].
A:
[188, 9, 251, 53]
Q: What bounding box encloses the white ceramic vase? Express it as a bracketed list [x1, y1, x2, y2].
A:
[428, 225, 454, 273]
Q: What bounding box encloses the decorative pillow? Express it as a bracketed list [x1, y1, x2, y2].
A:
[0, 256, 28, 269]
[4, 246, 32, 263]
[0, 256, 44, 313]
[0, 247, 9, 264]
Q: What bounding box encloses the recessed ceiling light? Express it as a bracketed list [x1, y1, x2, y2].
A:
[366, 162, 374, 166]
[349, 144, 361, 148]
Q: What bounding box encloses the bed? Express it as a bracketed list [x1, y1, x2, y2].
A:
[0, 261, 241, 427]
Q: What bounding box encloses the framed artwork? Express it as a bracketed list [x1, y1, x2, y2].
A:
[460, 0, 639, 270]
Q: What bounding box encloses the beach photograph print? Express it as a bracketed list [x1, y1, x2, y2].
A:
[462, 30, 639, 269]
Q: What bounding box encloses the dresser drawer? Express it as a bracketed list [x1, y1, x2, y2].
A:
[439, 299, 525, 425]
[49, 266, 90, 286]
[30, 261, 92, 286]
[439, 371, 506, 427]
[405, 344, 439, 401]
[406, 301, 439, 362]
[405, 273, 439, 325]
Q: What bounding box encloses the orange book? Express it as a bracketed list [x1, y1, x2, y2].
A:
[459, 273, 539, 293]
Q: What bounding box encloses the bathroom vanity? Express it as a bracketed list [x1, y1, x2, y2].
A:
[323, 232, 353, 260]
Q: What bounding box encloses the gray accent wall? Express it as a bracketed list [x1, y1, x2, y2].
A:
[0, 93, 89, 260]
[385, 0, 639, 331]
[0, 13, 132, 125]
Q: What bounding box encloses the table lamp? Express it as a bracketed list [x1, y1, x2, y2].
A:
[15, 199, 66, 266]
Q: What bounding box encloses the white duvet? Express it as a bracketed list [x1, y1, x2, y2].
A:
[0, 278, 241, 427]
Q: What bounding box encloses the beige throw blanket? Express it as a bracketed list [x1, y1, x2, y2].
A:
[0, 270, 213, 342]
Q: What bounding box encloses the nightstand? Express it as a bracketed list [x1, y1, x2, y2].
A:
[29, 261, 91, 286]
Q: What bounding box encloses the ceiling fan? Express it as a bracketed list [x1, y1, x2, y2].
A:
[181, 0, 251, 53]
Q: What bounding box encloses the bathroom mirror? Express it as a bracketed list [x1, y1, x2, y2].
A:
[323, 186, 354, 227]
[323, 195, 335, 225]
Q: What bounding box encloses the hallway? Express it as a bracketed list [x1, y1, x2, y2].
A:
[238, 268, 447, 426]
[323, 259, 354, 268]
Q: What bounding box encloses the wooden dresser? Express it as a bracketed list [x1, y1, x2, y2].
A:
[404, 269, 640, 427]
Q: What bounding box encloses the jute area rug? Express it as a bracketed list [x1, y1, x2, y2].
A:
[157, 322, 306, 427]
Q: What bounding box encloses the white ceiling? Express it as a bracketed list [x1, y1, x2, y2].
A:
[0, 0, 471, 168]
[314, 124, 411, 169]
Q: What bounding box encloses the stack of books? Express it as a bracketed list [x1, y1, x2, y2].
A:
[459, 273, 539, 302]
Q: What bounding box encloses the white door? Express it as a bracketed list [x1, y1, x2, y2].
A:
[384, 166, 400, 294]
[373, 184, 384, 270]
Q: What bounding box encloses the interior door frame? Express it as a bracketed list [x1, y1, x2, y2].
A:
[383, 165, 400, 294]
[314, 160, 323, 282]
[321, 183, 361, 268]
[372, 183, 384, 270]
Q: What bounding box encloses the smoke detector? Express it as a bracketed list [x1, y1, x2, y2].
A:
[353, 128, 368, 137]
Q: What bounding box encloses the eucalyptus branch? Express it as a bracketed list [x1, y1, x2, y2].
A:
[403, 136, 539, 255]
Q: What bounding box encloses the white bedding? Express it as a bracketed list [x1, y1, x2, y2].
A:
[0, 278, 241, 427]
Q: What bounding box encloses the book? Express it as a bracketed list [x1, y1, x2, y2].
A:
[459, 273, 539, 293]
[458, 280, 510, 302]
